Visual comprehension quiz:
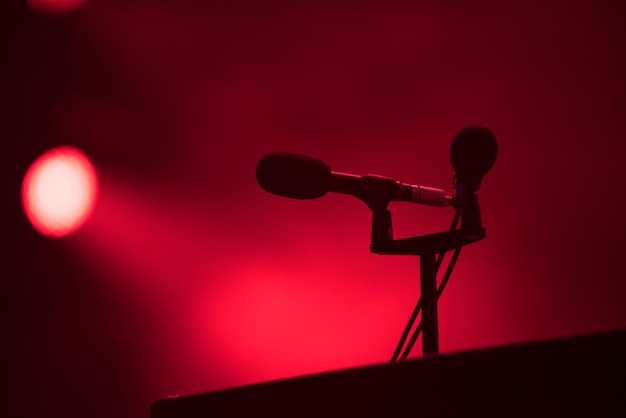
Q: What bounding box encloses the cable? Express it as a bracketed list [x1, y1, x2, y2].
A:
[398, 245, 462, 360]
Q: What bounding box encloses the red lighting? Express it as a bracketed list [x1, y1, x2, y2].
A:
[22, 146, 98, 238]
[26, 0, 85, 15]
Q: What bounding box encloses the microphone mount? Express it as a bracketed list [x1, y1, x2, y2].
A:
[369, 182, 485, 357]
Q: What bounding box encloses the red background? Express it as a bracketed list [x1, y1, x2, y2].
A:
[2, 1, 625, 417]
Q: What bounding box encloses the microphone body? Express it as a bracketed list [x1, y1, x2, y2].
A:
[256, 152, 453, 207]
[328, 172, 453, 207]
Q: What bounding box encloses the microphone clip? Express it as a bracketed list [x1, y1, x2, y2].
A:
[452, 175, 484, 240]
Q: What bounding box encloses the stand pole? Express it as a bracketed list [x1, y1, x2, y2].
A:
[420, 253, 439, 355]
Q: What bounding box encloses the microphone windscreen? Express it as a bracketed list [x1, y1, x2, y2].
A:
[450, 125, 498, 191]
[256, 152, 331, 199]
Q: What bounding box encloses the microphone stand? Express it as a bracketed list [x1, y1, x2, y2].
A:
[364, 190, 485, 356]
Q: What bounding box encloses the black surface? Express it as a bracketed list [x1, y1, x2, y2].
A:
[151, 329, 626, 418]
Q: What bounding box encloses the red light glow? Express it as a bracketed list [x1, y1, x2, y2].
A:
[27, 0, 85, 15]
[22, 146, 98, 238]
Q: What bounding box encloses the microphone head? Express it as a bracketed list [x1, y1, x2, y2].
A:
[449, 125, 498, 192]
[256, 152, 331, 199]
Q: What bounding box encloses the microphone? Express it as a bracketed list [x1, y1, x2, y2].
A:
[449, 125, 498, 194]
[256, 152, 453, 207]
[449, 125, 498, 236]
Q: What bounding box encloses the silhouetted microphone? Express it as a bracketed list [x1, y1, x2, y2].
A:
[256, 152, 453, 207]
[450, 125, 498, 194]
[449, 125, 498, 236]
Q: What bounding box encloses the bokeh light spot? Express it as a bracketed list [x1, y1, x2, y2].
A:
[22, 146, 98, 238]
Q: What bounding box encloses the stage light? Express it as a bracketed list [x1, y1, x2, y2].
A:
[26, 0, 85, 15]
[22, 146, 98, 238]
